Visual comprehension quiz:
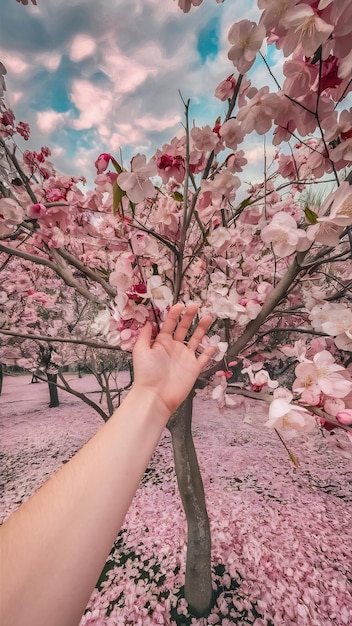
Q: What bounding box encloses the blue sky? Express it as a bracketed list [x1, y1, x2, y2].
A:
[0, 0, 282, 184]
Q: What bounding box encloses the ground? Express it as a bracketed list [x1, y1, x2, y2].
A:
[1, 374, 352, 626]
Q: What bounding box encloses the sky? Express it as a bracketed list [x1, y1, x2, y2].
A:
[0, 0, 282, 185]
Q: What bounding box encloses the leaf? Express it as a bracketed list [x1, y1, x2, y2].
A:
[110, 157, 123, 174]
[172, 191, 184, 202]
[237, 196, 252, 212]
[112, 181, 126, 216]
[304, 207, 318, 224]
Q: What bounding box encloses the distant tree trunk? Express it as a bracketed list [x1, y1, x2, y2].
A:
[47, 371, 59, 408]
[0, 364, 3, 395]
[167, 390, 213, 617]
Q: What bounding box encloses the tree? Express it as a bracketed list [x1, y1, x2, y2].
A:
[0, 257, 132, 416]
[1, 0, 352, 617]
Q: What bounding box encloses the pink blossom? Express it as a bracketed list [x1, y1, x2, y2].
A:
[0, 198, 25, 235]
[323, 397, 346, 417]
[283, 58, 315, 98]
[260, 212, 307, 257]
[242, 364, 279, 391]
[94, 153, 111, 174]
[156, 154, 185, 184]
[147, 276, 173, 311]
[219, 119, 244, 150]
[294, 351, 352, 399]
[201, 335, 228, 362]
[259, 0, 299, 35]
[191, 125, 218, 152]
[28, 203, 47, 219]
[227, 20, 266, 74]
[265, 396, 316, 433]
[226, 151, 247, 172]
[280, 5, 334, 57]
[214, 74, 236, 101]
[16, 121, 30, 140]
[236, 87, 281, 135]
[118, 154, 156, 204]
[318, 181, 352, 227]
[336, 409, 352, 425]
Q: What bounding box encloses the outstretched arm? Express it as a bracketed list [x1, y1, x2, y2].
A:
[0, 303, 215, 626]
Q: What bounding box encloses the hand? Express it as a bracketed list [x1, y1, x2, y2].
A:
[132, 303, 216, 416]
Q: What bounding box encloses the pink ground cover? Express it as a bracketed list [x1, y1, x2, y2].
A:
[1, 374, 352, 626]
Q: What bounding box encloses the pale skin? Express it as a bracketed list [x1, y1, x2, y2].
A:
[0, 303, 216, 626]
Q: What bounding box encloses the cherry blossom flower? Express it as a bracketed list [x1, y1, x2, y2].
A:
[156, 153, 185, 184]
[260, 212, 308, 257]
[317, 180, 352, 228]
[28, 203, 47, 219]
[219, 119, 244, 150]
[200, 334, 228, 362]
[280, 5, 334, 58]
[147, 275, 173, 311]
[265, 392, 316, 434]
[336, 409, 352, 425]
[294, 351, 352, 399]
[16, 121, 30, 140]
[191, 125, 218, 152]
[227, 20, 266, 74]
[214, 74, 236, 101]
[236, 87, 281, 135]
[279, 339, 307, 362]
[309, 302, 352, 352]
[118, 154, 157, 204]
[0, 197, 25, 235]
[94, 153, 111, 174]
[242, 364, 279, 391]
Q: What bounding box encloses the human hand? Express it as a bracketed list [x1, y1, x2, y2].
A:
[132, 303, 216, 417]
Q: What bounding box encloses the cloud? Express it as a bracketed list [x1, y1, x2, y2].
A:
[69, 79, 115, 130]
[37, 109, 68, 133]
[0, 0, 268, 184]
[69, 34, 97, 62]
[3, 55, 29, 75]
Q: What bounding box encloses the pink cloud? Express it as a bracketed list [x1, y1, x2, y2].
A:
[36, 110, 67, 133]
[69, 80, 114, 130]
[2, 55, 28, 74]
[69, 34, 97, 63]
[100, 46, 158, 94]
[137, 114, 181, 132]
[40, 53, 62, 72]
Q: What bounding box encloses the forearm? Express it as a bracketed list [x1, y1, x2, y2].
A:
[0, 387, 170, 626]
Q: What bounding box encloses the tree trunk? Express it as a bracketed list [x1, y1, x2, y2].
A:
[47, 372, 59, 408]
[0, 363, 3, 395]
[167, 390, 213, 617]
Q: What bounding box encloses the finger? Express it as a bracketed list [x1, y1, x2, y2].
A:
[133, 321, 152, 355]
[172, 304, 199, 342]
[197, 346, 217, 370]
[187, 314, 213, 351]
[159, 302, 185, 336]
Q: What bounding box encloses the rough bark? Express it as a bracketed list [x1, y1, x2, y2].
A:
[167, 390, 213, 617]
[47, 372, 59, 408]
